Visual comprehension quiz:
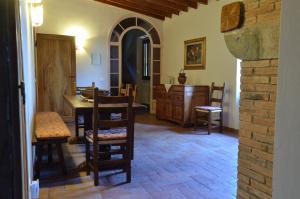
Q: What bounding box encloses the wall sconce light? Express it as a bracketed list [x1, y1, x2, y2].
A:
[31, 4, 43, 27]
[28, 0, 42, 3]
[65, 26, 88, 52]
[28, 0, 44, 27]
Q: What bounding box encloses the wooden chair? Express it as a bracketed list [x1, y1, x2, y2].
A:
[120, 84, 137, 101]
[85, 87, 133, 186]
[194, 82, 225, 134]
[75, 84, 109, 137]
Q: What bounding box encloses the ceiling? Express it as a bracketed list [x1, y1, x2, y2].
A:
[94, 0, 208, 20]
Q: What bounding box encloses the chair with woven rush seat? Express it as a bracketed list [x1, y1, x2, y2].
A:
[85, 87, 133, 186]
[194, 82, 225, 134]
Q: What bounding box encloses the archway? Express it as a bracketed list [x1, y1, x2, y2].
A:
[109, 17, 161, 112]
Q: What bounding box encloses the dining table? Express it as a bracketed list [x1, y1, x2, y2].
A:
[63, 94, 146, 160]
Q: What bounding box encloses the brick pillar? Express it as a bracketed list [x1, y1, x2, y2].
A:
[237, 1, 281, 199]
[238, 59, 278, 199]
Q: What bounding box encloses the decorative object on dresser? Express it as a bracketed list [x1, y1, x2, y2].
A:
[178, 69, 187, 84]
[194, 82, 225, 134]
[221, 2, 244, 33]
[184, 37, 206, 70]
[156, 84, 209, 127]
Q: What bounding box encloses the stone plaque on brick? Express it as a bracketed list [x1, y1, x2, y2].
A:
[221, 2, 243, 33]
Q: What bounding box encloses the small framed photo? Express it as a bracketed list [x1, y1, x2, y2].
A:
[184, 37, 206, 70]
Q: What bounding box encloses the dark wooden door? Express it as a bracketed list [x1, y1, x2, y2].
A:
[36, 34, 76, 115]
[0, 0, 23, 197]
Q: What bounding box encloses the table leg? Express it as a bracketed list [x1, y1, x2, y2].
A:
[69, 110, 92, 145]
[84, 111, 93, 132]
[75, 111, 79, 137]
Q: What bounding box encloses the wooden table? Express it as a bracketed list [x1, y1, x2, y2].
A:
[63, 95, 146, 160]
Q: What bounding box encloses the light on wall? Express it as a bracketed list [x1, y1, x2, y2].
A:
[65, 26, 88, 52]
[27, 0, 42, 3]
[31, 4, 43, 27]
[28, 0, 44, 27]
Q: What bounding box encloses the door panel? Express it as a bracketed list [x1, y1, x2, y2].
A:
[36, 34, 76, 115]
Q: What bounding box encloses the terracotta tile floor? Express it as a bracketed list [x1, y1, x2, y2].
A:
[39, 114, 238, 199]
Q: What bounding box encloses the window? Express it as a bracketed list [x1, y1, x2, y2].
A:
[142, 39, 150, 80]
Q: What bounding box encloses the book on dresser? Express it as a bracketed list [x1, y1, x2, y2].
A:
[155, 84, 209, 127]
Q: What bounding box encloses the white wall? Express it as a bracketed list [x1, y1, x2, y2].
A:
[273, 0, 300, 198]
[20, 0, 37, 198]
[162, 0, 238, 129]
[38, 0, 163, 90]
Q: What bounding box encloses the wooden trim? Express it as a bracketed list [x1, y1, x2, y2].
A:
[223, 126, 239, 134]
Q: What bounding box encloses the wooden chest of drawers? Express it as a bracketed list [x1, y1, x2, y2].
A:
[156, 84, 209, 126]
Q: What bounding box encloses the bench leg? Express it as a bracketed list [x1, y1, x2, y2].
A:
[48, 144, 53, 163]
[56, 143, 67, 175]
[34, 144, 44, 179]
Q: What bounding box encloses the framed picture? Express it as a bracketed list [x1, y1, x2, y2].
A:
[184, 37, 206, 70]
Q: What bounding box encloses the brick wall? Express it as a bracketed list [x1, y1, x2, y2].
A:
[237, 0, 281, 199]
[244, 0, 281, 26]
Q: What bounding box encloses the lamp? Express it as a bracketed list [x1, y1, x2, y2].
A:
[31, 4, 43, 27]
[27, 0, 42, 3]
[65, 26, 88, 52]
[28, 0, 43, 27]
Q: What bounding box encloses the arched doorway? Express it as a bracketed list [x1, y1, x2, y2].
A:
[109, 17, 161, 112]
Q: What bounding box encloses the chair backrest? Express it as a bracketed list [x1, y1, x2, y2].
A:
[93, 87, 133, 142]
[120, 84, 137, 101]
[209, 82, 225, 108]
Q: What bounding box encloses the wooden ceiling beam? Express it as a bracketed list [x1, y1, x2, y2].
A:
[95, 0, 166, 20]
[125, 0, 179, 16]
[186, 0, 198, 9]
[138, 0, 181, 15]
[105, 0, 173, 18]
[94, 0, 208, 20]
[197, 0, 208, 5]
[165, 0, 189, 12]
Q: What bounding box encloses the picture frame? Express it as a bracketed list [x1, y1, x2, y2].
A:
[184, 37, 206, 70]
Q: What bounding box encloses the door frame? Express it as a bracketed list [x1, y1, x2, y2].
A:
[108, 17, 162, 113]
[119, 27, 152, 107]
[0, 0, 24, 198]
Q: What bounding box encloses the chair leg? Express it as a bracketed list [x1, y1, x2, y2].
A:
[85, 138, 90, 175]
[57, 143, 67, 175]
[93, 143, 99, 186]
[194, 110, 197, 130]
[220, 112, 223, 133]
[126, 163, 131, 183]
[208, 111, 212, 135]
[125, 143, 131, 183]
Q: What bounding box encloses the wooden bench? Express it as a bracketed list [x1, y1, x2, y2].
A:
[34, 112, 71, 179]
